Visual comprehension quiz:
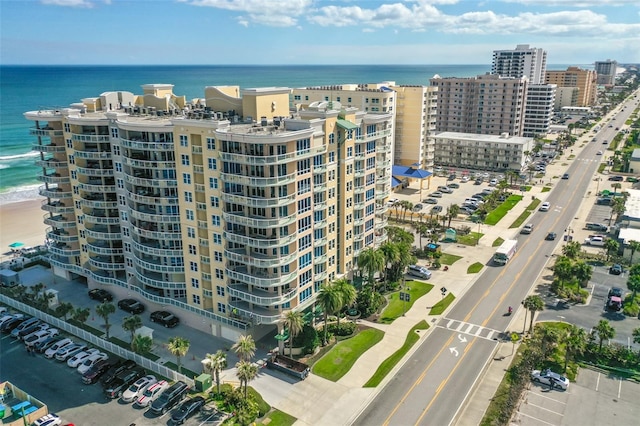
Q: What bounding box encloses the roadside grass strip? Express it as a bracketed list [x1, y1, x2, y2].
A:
[262, 409, 297, 426]
[363, 320, 429, 388]
[541, 186, 551, 193]
[312, 328, 385, 382]
[467, 262, 484, 274]
[379, 281, 434, 324]
[439, 253, 463, 265]
[457, 232, 483, 246]
[509, 198, 541, 228]
[492, 237, 505, 247]
[484, 195, 524, 225]
[429, 293, 456, 315]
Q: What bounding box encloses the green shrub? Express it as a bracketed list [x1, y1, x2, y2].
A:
[293, 324, 320, 355]
[328, 321, 357, 337]
[622, 301, 639, 317]
[247, 387, 270, 417]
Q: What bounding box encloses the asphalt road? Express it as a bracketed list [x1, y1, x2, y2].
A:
[354, 95, 639, 426]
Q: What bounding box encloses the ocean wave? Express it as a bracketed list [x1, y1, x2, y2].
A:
[0, 164, 8, 170]
[0, 184, 42, 204]
[0, 151, 39, 161]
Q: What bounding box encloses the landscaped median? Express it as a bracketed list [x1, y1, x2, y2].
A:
[379, 281, 433, 324]
[484, 194, 524, 226]
[509, 197, 541, 228]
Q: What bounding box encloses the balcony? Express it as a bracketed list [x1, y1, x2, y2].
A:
[126, 189, 178, 206]
[32, 143, 65, 153]
[131, 226, 181, 241]
[354, 169, 366, 178]
[46, 228, 78, 243]
[353, 201, 365, 210]
[129, 208, 180, 223]
[226, 267, 297, 288]
[376, 158, 391, 168]
[87, 241, 123, 256]
[47, 243, 80, 257]
[219, 172, 296, 186]
[220, 192, 295, 208]
[222, 211, 295, 228]
[313, 164, 327, 173]
[41, 200, 74, 214]
[81, 198, 118, 209]
[43, 214, 76, 228]
[48, 257, 84, 275]
[88, 269, 127, 287]
[313, 219, 327, 229]
[224, 231, 296, 249]
[313, 254, 327, 264]
[228, 285, 297, 306]
[313, 237, 327, 247]
[357, 128, 393, 142]
[313, 182, 327, 193]
[133, 255, 184, 273]
[134, 267, 185, 289]
[124, 174, 177, 188]
[84, 226, 121, 240]
[71, 133, 110, 143]
[76, 166, 114, 177]
[39, 185, 72, 199]
[35, 158, 67, 168]
[120, 139, 175, 151]
[83, 212, 120, 225]
[77, 183, 116, 193]
[225, 248, 296, 268]
[30, 127, 64, 137]
[313, 201, 327, 211]
[131, 239, 182, 257]
[89, 256, 125, 271]
[219, 145, 326, 166]
[227, 301, 282, 325]
[74, 150, 112, 160]
[375, 204, 389, 215]
[121, 156, 175, 169]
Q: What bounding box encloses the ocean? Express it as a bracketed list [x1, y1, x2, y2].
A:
[0, 64, 581, 202]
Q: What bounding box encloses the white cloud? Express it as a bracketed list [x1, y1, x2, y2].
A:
[41, 0, 96, 7]
[503, 0, 635, 6]
[180, 0, 312, 26]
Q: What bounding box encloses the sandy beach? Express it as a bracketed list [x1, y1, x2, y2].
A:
[0, 198, 48, 260]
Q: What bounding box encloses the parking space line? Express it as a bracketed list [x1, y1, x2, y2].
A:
[596, 372, 600, 391]
[526, 401, 564, 416]
[618, 377, 622, 399]
[517, 411, 557, 426]
[528, 391, 567, 405]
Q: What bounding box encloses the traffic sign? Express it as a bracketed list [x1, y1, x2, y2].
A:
[400, 292, 410, 302]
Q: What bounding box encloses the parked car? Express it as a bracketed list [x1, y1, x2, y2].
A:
[121, 375, 157, 403]
[0, 313, 23, 329]
[150, 311, 179, 328]
[608, 175, 624, 182]
[55, 343, 88, 362]
[447, 182, 460, 189]
[45, 338, 74, 359]
[447, 174, 456, 181]
[585, 223, 608, 232]
[150, 381, 190, 415]
[531, 369, 570, 390]
[77, 352, 109, 375]
[539, 202, 551, 212]
[24, 328, 59, 348]
[82, 359, 113, 384]
[0, 316, 26, 333]
[596, 150, 603, 155]
[67, 348, 101, 368]
[609, 264, 623, 275]
[100, 359, 137, 387]
[521, 223, 534, 234]
[15, 321, 49, 341]
[386, 198, 399, 207]
[608, 287, 624, 298]
[407, 265, 432, 279]
[489, 179, 498, 186]
[34, 336, 62, 354]
[584, 235, 606, 246]
[545, 232, 557, 241]
[104, 368, 145, 399]
[135, 380, 169, 408]
[430, 205, 443, 214]
[596, 197, 613, 206]
[413, 203, 424, 212]
[423, 198, 438, 204]
[88, 288, 113, 302]
[10, 317, 40, 338]
[117, 298, 145, 314]
[437, 186, 453, 194]
[171, 396, 206, 425]
[429, 191, 443, 198]
[32, 413, 62, 426]
[461, 176, 470, 183]
[474, 178, 483, 185]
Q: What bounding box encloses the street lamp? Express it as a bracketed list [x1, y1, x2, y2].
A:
[595, 177, 601, 196]
[564, 227, 573, 243]
[476, 221, 482, 246]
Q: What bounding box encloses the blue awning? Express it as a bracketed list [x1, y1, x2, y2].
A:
[391, 165, 432, 179]
[391, 177, 402, 188]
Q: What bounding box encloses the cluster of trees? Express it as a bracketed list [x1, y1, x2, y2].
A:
[622, 264, 640, 317]
[551, 250, 592, 302]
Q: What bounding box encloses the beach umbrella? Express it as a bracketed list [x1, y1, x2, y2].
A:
[9, 242, 24, 249]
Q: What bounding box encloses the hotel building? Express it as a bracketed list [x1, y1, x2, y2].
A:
[545, 67, 597, 107]
[492, 44, 547, 84]
[26, 84, 393, 340]
[595, 60, 618, 85]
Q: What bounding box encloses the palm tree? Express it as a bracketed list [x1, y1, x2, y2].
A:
[561, 241, 581, 259]
[523, 295, 544, 334]
[204, 350, 227, 395]
[414, 223, 429, 250]
[392, 200, 402, 220]
[553, 256, 574, 289]
[379, 241, 400, 281]
[563, 325, 587, 372]
[572, 261, 593, 288]
[282, 310, 305, 357]
[316, 282, 341, 345]
[334, 278, 357, 320]
[386, 226, 414, 245]
[610, 196, 625, 224]
[95, 302, 116, 338]
[593, 320, 615, 352]
[235, 360, 259, 399]
[536, 326, 560, 359]
[357, 247, 385, 286]
[446, 204, 460, 228]
[604, 238, 619, 262]
[131, 334, 153, 355]
[633, 327, 640, 345]
[627, 273, 640, 301]
[54, 302, 74, 320]
[122, 315, 143, 344]
[232, 334, 256, 362]
[628, 240, 640, 264]
[71, 307, 90, 325]
[167, 336, 190, 373]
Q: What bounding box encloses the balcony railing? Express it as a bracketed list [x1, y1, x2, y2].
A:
[39, 185, 72, 199]
[71, 134, 110, 143]
[219, 145, 326, 165]
[129, 209, 181, 223]
[133, 256, 184, 274]
[226, 268, 297, 288]
[74, 150, 112, 160]
[356, 128, 393, 142]
[228, 285, 297, 306]
[224, 231, 296, 249]
[30, 127, 64, 137]
[76, 166, 114, 177]
[32, 143, 66, 153]
[224, 249, 296, 268]
[227, 301, 282, 325]
[47, 244, 80, 257]
[84, 227, 121, 240]
[41, 200, 74, 214]
[43, 214, 76, 228]
[89, 256, 125, 271]
[120, 139, 175, 151]
[219, 172, 296, 186]
[134, 268, 185, 289]
[222, 212, 295, 228]
[46, 228, 78, 243]
[35, 159, 67, 168]
[77, 183, 116, 193]
[87, 242, 123, 256]
[220, 192, 296, 208]
[124, 174, 177, 188]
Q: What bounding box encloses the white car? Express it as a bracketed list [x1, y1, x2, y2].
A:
[135, 380, 169, 407]
[539, 202, 551, 212]
[122, 375, 157, 403]
[437, 186, 453, 194]
[585, 235, 606, 246]
[24, 328, 59, 347]
[55, 343, 87, 362]
[531, 369, 570, 390]
[67, 348, 100, 368]
[489, 179, 498, 186]
[77, 352, 109, 374]
[461, 176, 470, 183]
[0, 313, 23, 328]
[32, 413, 62, 426]
[45, 338, 74, 359]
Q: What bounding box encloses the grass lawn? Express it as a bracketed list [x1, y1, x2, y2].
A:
[492, 237, 504, 247]
[261, 409, 297, 426]
[541, 186, 551, 193]
[312, 328, 385, 382]
[379, 281, 434, 324]
[457, 232, 483, 246]
[484, 195, 524, 225]
[467, 262, 484, 274]
[429, 293, 456, 315]
[597, 163, 606, 173]
[509, 198, 541, 228]
[439, 253, 463, 265]
[364, 320, 429, 388]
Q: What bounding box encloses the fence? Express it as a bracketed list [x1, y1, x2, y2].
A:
[0, 294, 194, 388]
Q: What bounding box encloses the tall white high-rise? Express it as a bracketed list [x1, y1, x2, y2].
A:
[492, 44, 547, 84]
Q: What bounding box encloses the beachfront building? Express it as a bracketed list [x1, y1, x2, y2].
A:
[291, 83, 438, 170]
[25, 84, 393, 340]
[554, 87, 580, 110]
[432, 132, 534, 172]
[595, 60, 618, 85]
[523, 84, 556, 138]
[430, 73, 528, 137]
[492, 44, 547, 84]
[545, 67, 597, 107]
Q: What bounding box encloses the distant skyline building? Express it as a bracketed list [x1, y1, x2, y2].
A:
[429, 73, 528, 137]
[492, 44, 547, 84]
[595, 59, 618, 85]
[545, 67, 597, 107]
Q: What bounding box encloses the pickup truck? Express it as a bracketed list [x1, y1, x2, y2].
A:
[584, 235, 606, 246]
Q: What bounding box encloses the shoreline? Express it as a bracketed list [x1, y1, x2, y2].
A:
[0, 197, 48, 258]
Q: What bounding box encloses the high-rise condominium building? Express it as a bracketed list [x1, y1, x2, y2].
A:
[545, 67, 597, 107]
[292, 83, 437, 170]
[26, 84, 393, 340]
[429, 73, 528, 137]
[523, 84, 556, 138]
[492, 44, 547, 84]
[595, 60, 618, 85]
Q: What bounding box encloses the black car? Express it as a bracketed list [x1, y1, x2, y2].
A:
[117, 298, 145, 314]
[82, 359, 113, 384]
[608, 175, 624, 182]
[608, 287, 624, 298]
[562, 173, 570, 180]
[171, 396, 206, 425]
[88, 289, 113, 302]
[100, 359, 137, 387]
[151, 381, 189, 415]
[104, 368, 144, 399]
[150, 311, 179, 328]
[609, 264, 623, 275]
[0, 317, 26, 333]
[545, 232, 557, 241]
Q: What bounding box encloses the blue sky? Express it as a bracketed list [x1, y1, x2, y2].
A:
[1, 0, 639, 65]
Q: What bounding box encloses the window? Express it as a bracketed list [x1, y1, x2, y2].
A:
[215, 268, 224, 279]
[299, 287, 312, 302]
[114, 162, 122, 172]
[216, 286, 225, 296]
[181, 154, 190, 166]
[214, 251, 223, 262]
[210, 197, 220, 208]
[209, 177, 218, 189]
[296, 138, 310, 153]
[217, 303, 226, 313]
[190, 261, 198, 272]
[188, 244, 197, 255]
[347, 147, 353, 158]
[111, 128, 119, 138]
[179, 135, 188, 147]
[300, 252, 312, 268]
[192, 294, 200, 304]
[183, 173, 191, 184]
[206, 138, 216, 150]
[297, 178, 311, 195]
[185, 209, 194, 221]
[211, 215, 221, 226]
[213, 233, 222, 244]
[191, 278, 200, 288]
[297, 159, 310, 175]
[184, 191, 193, 202]
[187, 227, 195, 238]
[208, 158, 217, 170]
[297, 197, 311, 214]
[298, 216, 311, 232]
[299, 235, 312, 251]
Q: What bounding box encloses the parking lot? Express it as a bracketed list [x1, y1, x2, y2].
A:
[515, 368, 640, 425]
[0, 318, 222, 426]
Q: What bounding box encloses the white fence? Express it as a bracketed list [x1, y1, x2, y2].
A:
[0, 294, 194, 387]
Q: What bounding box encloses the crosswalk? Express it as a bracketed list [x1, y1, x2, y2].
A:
[436, 317, 505, 341]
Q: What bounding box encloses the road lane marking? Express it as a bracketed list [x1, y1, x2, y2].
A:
[596, 372, 600, 391]
[464, 323, 475, 334]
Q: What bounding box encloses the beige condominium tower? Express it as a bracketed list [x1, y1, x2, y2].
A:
[26, 84, 393, 341]
[545, 67, 597, 107]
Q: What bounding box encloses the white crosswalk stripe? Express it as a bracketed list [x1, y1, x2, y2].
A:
[437, 318, 504, 341]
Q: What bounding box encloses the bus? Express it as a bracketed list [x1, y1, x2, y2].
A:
[493, 239, 518, 265]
